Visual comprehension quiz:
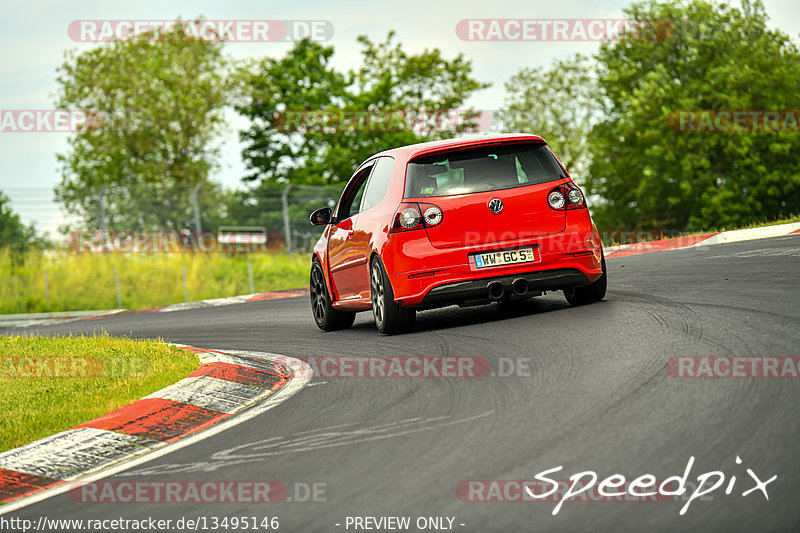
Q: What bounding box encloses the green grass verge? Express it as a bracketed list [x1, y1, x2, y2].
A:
[0, 251, 311, 314]
[603, 215, 800, 247]
[694, 214, 800, 234]
[0, 334, 198, 453]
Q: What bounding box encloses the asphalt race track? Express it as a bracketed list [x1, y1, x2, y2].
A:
[4, 235, 800, 532]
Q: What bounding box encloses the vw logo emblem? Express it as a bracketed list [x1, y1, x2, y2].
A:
[488, 198, 504, 214]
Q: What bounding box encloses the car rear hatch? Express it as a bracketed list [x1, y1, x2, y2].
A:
[403, 141, 568, 249]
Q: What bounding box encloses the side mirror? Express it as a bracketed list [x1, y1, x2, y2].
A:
[309, 207, 334, 226]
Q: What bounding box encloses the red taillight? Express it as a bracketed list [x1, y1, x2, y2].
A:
[548, 182, 586, 210]
[391, 202, 443, 232]
[420, 203, 443, 226]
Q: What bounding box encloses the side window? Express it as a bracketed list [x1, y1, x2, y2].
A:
[360, 157, 395, 212]
[350, 178, 369, 216]
[337, 163, 374, 220]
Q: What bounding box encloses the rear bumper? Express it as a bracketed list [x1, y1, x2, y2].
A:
[389, 243, 602, 308]
[417, 268, 588, 308]
[384, 209, 602, 308]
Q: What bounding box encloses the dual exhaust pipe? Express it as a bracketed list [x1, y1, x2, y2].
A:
[487, 279, 529, 301]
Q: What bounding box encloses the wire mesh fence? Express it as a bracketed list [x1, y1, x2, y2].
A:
[233, 183, 345, 253]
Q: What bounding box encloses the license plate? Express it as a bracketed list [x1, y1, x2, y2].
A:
[474, 247, 536, 269]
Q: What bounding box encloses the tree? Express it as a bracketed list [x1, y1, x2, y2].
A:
[55, 20, 231, 231]
[0, 191, 44, 251]
[236, 33, 490, 186]
[349, 31, 489, 140]
[498, 54, 602, 183]
[588, 0, 800, 232]
[236, 39, 350, 186]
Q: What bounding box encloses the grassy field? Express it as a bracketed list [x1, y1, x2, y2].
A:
[0, 334, 198, 452]
[0, 250, 310, 314]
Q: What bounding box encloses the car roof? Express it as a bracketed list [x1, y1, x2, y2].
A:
[371, 133, 547, 161]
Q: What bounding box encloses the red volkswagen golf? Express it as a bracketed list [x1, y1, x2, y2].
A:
[309, 134, 606, 334]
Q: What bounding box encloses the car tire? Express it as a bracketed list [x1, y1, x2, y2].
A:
[310, 259, 356, 331]
[564, 252, 607, 306]
[370, 256, 416, 335]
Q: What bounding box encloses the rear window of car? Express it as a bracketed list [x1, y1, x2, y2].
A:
[403, 142, 566, 198]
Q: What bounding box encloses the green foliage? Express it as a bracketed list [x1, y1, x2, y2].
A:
[235, 39, 350, 185]
[236, 33, 490, 186]
[588, 0, 800, 232]
[0, 191, 46, 251]
[499, 54, 602, 182]
[55, 20, 231, 231]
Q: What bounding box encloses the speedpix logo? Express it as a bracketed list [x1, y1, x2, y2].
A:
[458, 455, 777, 516]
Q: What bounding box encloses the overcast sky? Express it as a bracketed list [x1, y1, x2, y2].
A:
[1, 0, 798, 237]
